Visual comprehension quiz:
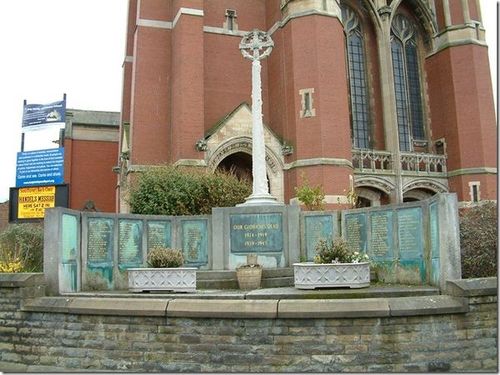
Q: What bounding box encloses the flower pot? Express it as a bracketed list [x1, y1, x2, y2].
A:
[293, 262, 370, 289]
[236, 265, 262, 290]
[128, 267, 197, 292]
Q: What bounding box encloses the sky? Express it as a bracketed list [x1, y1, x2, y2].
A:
[0, 0, 497, 203]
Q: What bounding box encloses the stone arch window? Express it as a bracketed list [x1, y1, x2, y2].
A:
[341, 4, 371, 149]
[391, 14, 425, 151]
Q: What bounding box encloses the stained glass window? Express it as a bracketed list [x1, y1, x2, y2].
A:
[341, 5, 370, 149]
[391, 14, 426, 151]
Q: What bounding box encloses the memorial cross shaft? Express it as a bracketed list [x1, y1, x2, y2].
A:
[239, 30, 280, 206]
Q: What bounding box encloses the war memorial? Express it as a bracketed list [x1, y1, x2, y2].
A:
[0, 0, 497, 372]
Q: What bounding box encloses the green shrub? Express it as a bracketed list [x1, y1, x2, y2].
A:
[0, 223, 44, 273]
[294, 175, 325, 211]
[314, 237, 369, 264]
[147, 247, 184, 268]
[460, 202, 497, 278]
[128, 165, 252, 215]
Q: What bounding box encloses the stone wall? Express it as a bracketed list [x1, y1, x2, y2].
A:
[0, 274, 497, 372]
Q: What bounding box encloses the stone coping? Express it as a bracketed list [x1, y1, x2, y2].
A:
[446, 277, 497, 297]
[0, 273, 46, 288]
[21, 295, 470, 319]
[3, 274, 495, 319]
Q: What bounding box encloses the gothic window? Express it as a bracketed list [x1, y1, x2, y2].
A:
[341, 5, 370, 149]
[224, 9, 237, 31]
[391, 14, 425, 151]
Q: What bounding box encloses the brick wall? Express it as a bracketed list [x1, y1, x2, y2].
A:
[0, 274, 497, 372]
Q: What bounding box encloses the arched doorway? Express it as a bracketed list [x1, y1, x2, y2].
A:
[216, 151, 273, 193]
[216, 152, 252, 182]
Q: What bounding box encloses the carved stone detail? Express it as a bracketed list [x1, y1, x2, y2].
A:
[293, 262, 370, 289]
[128, 268, 197, 292]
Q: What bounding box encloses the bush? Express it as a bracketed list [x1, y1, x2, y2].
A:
[128, 165, 252, 215]
[0, 223, 44, 273]
[460, 202, 497, 278]
[294, 175, 325, 211]
[147, 247, 184, 268]
[314, 237, 369, 264]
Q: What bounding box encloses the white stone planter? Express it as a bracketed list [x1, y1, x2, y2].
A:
[293, 262, 370, 289]
[128, 268, 197, 293]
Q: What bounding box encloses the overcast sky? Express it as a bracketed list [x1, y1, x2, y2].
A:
[0, 0, 497, 203]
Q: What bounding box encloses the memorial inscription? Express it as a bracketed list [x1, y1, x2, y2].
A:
[345, 213, 367, 253]
[118, 219, 143, 267]
[230, 213, 283, 253]
[87, 218, 114, 264]
[181, 220, 208, 266]
[304, 215, 333, 260]
[397, 207, 423, 259]
[370, 211, 393, 260]
[147, 221, 172, 251]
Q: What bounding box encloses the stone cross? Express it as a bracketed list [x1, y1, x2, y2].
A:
[239, 29, 280, 206]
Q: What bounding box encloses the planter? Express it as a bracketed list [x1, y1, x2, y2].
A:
[293, 262, 370, 289]
[128, 267, 197, 292]
[236, 265, 262, 290]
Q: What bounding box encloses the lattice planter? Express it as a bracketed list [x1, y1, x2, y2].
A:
[293, 262, 370, 289]
[128, 268, 197, 293]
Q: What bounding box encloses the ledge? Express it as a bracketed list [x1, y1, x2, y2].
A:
[17, 294, 472, 319]
[278, 298, 390, 318]
[388, 295, 468, 316]
[0, 273, 46, 288]
[446, 278, 497, 297]
[22, 297, 169, 316]
[167, 299, 277, 319]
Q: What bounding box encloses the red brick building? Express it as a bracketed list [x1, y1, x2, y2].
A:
[116, 0, 496, 211]
[63, 109, 120, 212]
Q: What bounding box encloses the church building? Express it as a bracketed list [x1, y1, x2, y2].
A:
[116, 0, 497, 212]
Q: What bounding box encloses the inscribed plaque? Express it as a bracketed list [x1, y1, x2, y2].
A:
[230, 213, 283, 253]
[369, 211, 393, 260]
[345, 213, 367, 253]
[181, 220, 208, 266]
[147, 221, 172, 250]
[304, 215, 333, 261]
[397, 207, 423, 260]
[118, 219, 143, 268]
[87, 218, 114, 264]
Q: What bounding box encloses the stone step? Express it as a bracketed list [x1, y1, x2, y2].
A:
[197, 267, 377, 290]
[261, 276, 294, 288]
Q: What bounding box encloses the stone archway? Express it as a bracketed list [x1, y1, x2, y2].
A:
[203, 103, 285, 202]
[216, 151, 252, 182]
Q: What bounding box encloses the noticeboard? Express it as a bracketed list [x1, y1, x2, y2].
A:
[16, 148, 64, 187]
[9, 185, 69, 222]
[22, 100, 66, 131]
[17, 186, 56, 219]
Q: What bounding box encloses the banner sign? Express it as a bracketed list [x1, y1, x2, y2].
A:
[22, 100, 66, 131]
[18, 186, 56, 219]
[16, 148, 64, 187]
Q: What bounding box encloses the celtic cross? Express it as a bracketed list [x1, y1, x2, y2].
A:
[238, 30, 280, 206]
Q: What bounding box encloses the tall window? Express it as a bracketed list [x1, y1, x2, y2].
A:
[341, 5, 370, 149]
[391, 14, 425, 151]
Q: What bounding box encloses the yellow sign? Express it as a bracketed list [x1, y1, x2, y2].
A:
[18, 186, 56, 219]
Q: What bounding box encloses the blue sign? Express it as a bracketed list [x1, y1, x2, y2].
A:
[22, 100, 66, 130]
[16, 148, 65, 187]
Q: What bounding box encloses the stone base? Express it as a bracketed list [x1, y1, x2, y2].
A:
[238, 193, 284, 206]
